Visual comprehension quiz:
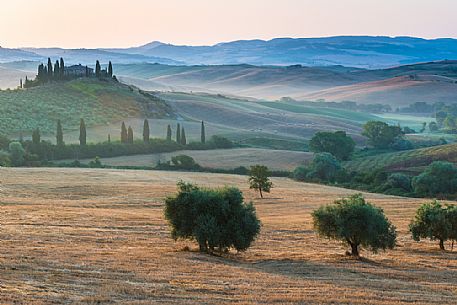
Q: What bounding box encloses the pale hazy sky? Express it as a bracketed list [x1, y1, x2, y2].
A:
[1, 0, 457, 48]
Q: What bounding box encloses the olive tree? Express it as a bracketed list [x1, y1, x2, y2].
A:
[248, 165, 273, 198]
[312, 194, 397, 257]
[164, 182, 261, 253]
[409, 201, 457, 250]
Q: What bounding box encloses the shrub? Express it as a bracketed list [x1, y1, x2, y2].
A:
[0, 150, 11, 166]
[9, 142, 25, 166]
[293, 166, 309, 181]
[412, 161, 457, 197]
[312, 194, 397, 257]
[409, 201, 456, 250]
[309, 131, 355, 160]
[171, 155, 201, 170]
[307, 153, 342, 182]
[248, 165, 273, 198]
[391, 138, 413, 151]
[89, 156, 103, 168]
[164, 182, 261, 253]
[210, 135, 233, 149]
[385, 173, 412, 192]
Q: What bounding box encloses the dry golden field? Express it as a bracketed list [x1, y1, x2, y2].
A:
[0, 167, 456, 304]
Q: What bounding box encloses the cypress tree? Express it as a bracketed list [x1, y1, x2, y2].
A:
[37, 64, 44, 81]
[54, 60, 60, 80]
[32, 128, 41, 145]
[108, 134, 111, 143]
[60, 58, 65, 78]
[79, 119, 86, 146]
[19, 78, 23, 89]
[201, 121, 206, 143]
[56, 119, 64, 146]
[181, 126, 187, 145]
[127, 126, 134, 144]
[166, 125, 172, 141]
[143, 119, 150, 143]
[121, 122, 128, 143]
[85, 66, 89, 77]
[108, 61, 113, 77]
[95, 60, 101, 78]
[176, 123, 181, 143]
[43, 66, 48, 81]
[47, 58, 53, 80]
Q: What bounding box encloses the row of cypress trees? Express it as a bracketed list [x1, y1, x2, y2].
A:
[35, 119, 207, 147]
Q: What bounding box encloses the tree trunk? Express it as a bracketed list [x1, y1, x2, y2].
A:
[439, 239, 445, 251]
[350, 242, 359, 257]
[259, 188, 263, 198]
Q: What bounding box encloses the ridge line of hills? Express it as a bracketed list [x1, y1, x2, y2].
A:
[2, 36, 457, 68]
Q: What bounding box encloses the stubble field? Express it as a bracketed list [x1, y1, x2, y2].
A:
[0, 168, 456, 304]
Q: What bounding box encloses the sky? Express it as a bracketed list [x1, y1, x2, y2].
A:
[1, 0, 457, 48]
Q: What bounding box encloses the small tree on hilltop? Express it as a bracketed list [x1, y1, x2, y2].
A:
[164, 182, 261, 253]
[108, 61, 113, 77]
[95, 60, 101, 78]
[143, 119, 150, 143]
[249, 165, 273, 198]
[60, 57, 65, 78]
[312, 194, 397, 257]
[409, 201, 455, 250]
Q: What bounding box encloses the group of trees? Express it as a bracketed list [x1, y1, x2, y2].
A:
[0, 118, 231, 167]
[164, 180, 456, 257]
[35, 57, 66, 84]
[22, 58, 115, 88]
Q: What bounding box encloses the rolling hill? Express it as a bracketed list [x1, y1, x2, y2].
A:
[114, 61, 457, 103]
[0, 78, 174, 137]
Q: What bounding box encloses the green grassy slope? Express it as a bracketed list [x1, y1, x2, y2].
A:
[345, 143, 457, 174]
[0, 78, 174, 136]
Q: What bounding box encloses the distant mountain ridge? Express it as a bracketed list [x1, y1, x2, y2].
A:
[2, 36, 457, 68]
[107, 36, 457, 68]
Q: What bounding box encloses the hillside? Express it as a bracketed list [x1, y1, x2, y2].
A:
[302, 75, 457, 106]
[1, 167, 456, 304]
[0, 78, 174, 136]
[345, 143, 457, 174]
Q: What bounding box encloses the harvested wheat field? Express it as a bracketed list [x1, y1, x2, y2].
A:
[0, 167, 456, 304]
